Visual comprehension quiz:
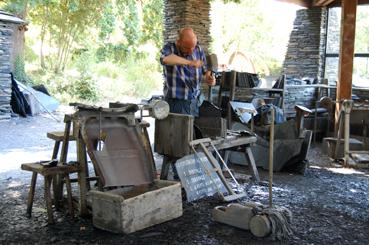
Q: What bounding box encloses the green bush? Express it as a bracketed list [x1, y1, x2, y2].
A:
[94, 61, 122, 79]
[123, 58, 162, 98]
[73, 75, 99, 102]
[14, 55, 31, 84]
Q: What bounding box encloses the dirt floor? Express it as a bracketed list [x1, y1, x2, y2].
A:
[1, 113, 369, 244]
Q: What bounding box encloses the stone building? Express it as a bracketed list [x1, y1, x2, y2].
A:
[163, 0, 211, 52]
[0, 11, 26, 120]
[282, 7, 328, 81]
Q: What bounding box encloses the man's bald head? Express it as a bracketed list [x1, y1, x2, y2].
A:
[177, 27, 197, 55]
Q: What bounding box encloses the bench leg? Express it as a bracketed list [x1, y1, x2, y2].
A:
[51, 141, 61, 160]
[52, 141, 62, 209]
[52, 175, 63, 210]
[44, 176, 54, 224]
[160, 156, 170, 180]
[26, 172, 38, 217]
[245, 147, 260, 182]
[64, 174, 74, 218]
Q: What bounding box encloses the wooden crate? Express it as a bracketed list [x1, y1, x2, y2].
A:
[90, 180, 182, 234]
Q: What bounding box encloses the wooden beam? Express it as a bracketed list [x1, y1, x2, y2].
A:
[335, 0, 357, 130]
[312, 0, 336, 6]
[273, 0, 311, 8]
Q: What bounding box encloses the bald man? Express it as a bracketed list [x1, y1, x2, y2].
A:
[160, 27, 215, 117]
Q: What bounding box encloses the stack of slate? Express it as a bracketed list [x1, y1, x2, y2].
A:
[0, 22, 12, 120]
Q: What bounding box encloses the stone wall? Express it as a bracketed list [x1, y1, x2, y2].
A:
[0, 20, 13, 120]
[283, 7, 328, 80]
[163, 0, 211, 52]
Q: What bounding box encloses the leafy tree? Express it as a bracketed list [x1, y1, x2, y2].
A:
[98, 1, 116, 42]
[23, 0, 107, 73]
[141, 0, 163, 50]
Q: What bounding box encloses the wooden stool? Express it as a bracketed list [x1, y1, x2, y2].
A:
[21, 162, 79, 224]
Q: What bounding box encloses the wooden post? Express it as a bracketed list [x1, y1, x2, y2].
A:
[227, 70, 237, 129]
[269, 108, 275, 208]
[335, 0, 357, 131]
[77, 132, 88, 216]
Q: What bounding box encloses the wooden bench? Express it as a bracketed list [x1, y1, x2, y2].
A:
[21, 162, 79, 224]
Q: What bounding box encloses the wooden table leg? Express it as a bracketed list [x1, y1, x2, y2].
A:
[77, 135, 88, 216]
[245, 147, 260, 182]
[51, 141, 62, 209]
[44, 175, 54, 224]
[26, 172, 37, 217]
[160, 156, 170, 180]
[64, 174, 74, 218]
[51, 141, 61, 160]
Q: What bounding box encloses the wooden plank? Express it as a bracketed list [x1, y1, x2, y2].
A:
[274, 0, 310, 7]
[211, 136, 257, 150]
[21, 163, 79, 175]
[77, 133, 88, 216]
[335, 0, 358, 130]
[312, 0, 335, 6]
[47, 131, 76, 141]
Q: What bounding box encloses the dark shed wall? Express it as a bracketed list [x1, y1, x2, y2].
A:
[283, 7, 328, 80]
[163, 0, 211, 52]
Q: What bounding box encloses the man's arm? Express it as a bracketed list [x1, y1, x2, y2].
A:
[163, 54, 203, 68]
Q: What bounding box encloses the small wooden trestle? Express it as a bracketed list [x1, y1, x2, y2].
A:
[21, 114, 90, 224]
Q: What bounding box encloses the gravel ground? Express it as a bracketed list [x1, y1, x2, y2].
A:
[1, 113, 369, 244]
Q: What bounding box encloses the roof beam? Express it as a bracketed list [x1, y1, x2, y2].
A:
[312, 0, 336, 6]
[273, 0, 310, 8]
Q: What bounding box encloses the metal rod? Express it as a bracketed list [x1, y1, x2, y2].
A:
[269, 108, 275, 208]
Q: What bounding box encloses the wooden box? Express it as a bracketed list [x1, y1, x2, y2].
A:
[90, 180, 182, 234]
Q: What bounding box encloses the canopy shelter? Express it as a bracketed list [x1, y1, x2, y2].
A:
[276, 0, 368, 7]
[277, 0, 362, 127]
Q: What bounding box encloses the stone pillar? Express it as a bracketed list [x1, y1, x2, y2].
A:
[163, 0, 211, 53]
[283, 7, 328, 81]
[0, 21, 13, 120]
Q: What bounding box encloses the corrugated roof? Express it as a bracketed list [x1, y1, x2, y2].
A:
[0, 10, 25, 24]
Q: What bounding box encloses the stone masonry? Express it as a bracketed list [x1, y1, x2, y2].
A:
[0, 21, 13, 120]
[283, 7, 328, 80]
[0, 12, 25, 120]
[163, 0, 211, 52]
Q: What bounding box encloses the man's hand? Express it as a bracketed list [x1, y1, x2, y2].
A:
[205, 71, 216, 86]
[188, 60, 203, 68]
